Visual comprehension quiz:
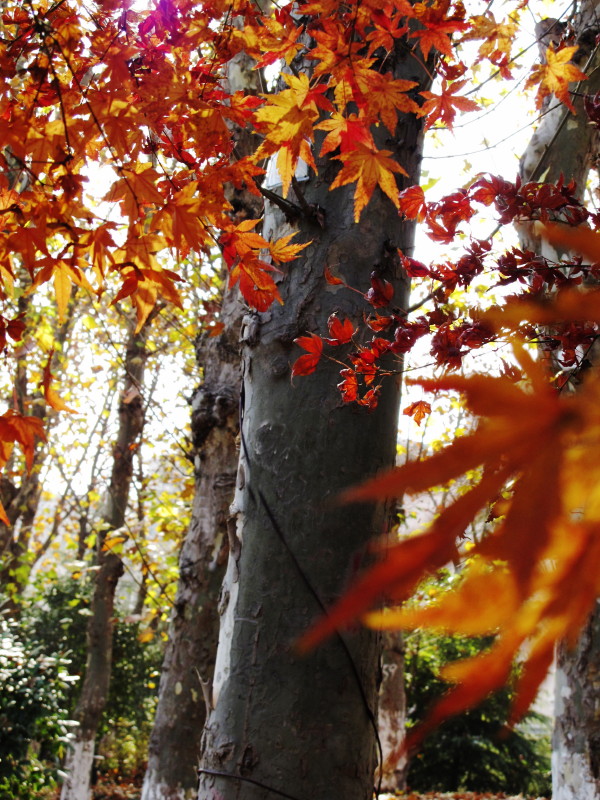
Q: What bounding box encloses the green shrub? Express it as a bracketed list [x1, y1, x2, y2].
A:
[404, 630, 552, 797]
[0, 615, 78, 798]
[26, 577, 164, 775]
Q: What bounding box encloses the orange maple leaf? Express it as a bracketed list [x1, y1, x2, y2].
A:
[316, 113, 374, 157]
[330, 144, 407, 222]
[300, 341, 600, 736]
[410, 1, 469, 60]
[253, 73, 326, 194]
[403, 399, 432, 426]
[229, 257, 282, 312]
[398, 185, 427, 221]
[352, 71, 421, 134]
[0, 410, 46, 472]
[525, 45, 588, 114]
[104, 164, 165, 222]
[420, 79, 479, 130]
[40, 350, 75, 413]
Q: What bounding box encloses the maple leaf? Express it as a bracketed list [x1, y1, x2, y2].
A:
[291, 333, 323, 377]
[324, 266, 345, 286]
[40, 351, 75, 413]
[316, 113, 374, 157]
[352, 71, 421, 134]
[525, 45, 588, 114]
[420, 79, 479, 130]
[337, 369, 359, 403]
[112, 264, 183, 331]
[300, 342, 600, 734]
[32, 258, 93, 323]
[402, 399, 432, 426]
[152, 182, 209, 256]
[229, 257, 283, 312]
[253, 73, 327, 194]
[0, 410, 46, 472]
[220, 219, 270, 268]
[398, 185, 427, 221]
[330, 145, 407, 222]
[268, 232, 310, 264]
[410, 0, 469, 60]
[366, 10, 410, 56]
[104, 164, 165, 222]
[325, 314, 355, 345]
[460, 12, 518, 66]
[366, 273, 394, 307]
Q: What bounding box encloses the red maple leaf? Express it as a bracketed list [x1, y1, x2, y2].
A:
[420, 79, 479, 130]
[291, 333, 323, 377]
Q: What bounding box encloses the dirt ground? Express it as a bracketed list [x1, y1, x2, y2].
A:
[86, 777, 549, 800]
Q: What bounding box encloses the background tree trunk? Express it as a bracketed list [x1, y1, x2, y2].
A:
[378, 632, 408, 792]
[61, 316, 150, 800]
[198, 38, 432, 798]
[553, 602, 600, 800]
[141, 288, 242, 800]
[516, 6, 600, 798]
[0, 290, 78, 611]
[141, 39, 262, 799]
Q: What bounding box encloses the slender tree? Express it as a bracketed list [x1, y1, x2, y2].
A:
[61, 315, 151, 800]
[141, 285, 243, 800]
[141, 37, 263, 798]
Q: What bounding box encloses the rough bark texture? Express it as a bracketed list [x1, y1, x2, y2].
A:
[141, 38, 261, 799]
[198, 41, 431, 799]
[61, 319, 149, 800]
[141, 290, 242, 800]
[553, 602, 600, 800]
[516, 6, 600, 798]
[379, 632, 407, 791]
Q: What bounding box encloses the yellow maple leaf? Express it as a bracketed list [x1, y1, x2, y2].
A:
[40, 350, 75, 413]
[526, 45, 587, 113]
[330, 145, 407, 222]
[268, 232, 310, 263]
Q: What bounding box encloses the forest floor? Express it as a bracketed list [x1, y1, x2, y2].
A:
[86, 775, 549, 800]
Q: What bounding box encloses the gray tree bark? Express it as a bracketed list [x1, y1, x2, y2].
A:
[61, 316, 150, 800]
[378, 632, 407, 791]
[141, 40, 262, 800]
[517, 6, 600, 798]
[553, 602, 600, 800]
[141, 289, 242, 800]
[198, 41, 432, 800]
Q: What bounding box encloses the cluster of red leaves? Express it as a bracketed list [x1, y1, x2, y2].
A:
[292, 175, 600, 404]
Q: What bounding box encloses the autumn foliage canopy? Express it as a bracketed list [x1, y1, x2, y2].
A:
[2, 0, 600, 734]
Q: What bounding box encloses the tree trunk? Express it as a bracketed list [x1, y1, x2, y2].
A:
[516, 6, 600, 798]
[378, 632, 408, 792]
[198, 41, 431, 798]
[61, 317, 150, 800]
[141, 289, 242, 800]
[0, 289, 78, 610]
[141, 36, 262, 798]
[553, 601, 600, 800]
